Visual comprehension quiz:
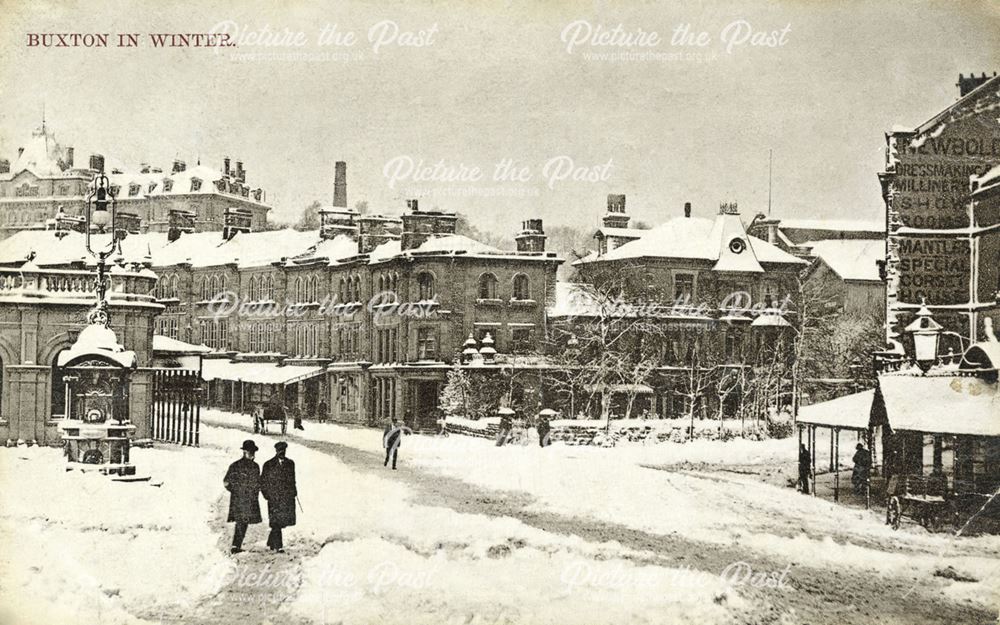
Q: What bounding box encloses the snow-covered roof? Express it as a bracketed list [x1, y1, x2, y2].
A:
[57, 324, 137, 369]
[107, 164, 263, 203]
[878, 375, 999, 436]
[575, 214, 806, 269]
[2, 126, 72, 179]
[777, 218, 885, 234]
[152, 335, 213, 354]
[796, 390, 875, 430]
[806, 239, 884, 282]
[200, 359, 325, 385]
[595, 227, 644, 239]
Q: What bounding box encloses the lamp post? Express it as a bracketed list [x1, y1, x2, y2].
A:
[904, 300, 942, 374]
[83, 172, 121, 327]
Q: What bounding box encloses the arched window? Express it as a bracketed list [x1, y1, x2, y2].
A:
[378, 275, 385, 294]
[294, 277, 302, 302]
[265, 276, 274, 300]
[170, 275, 179, 299]
[417, 272, 434, 301]
[353, 277, 361, 302]
[209, 275, 219, 299]
[478, 273, 498, 299]
[310, 276, 318, 302]
[512, 274, 530, 300]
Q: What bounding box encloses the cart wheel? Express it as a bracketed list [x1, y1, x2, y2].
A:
[923, 508, 944, 533]
[887, 497, 902, 530]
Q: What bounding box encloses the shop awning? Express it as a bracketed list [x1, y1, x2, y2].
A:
[201, 360, 325, 386]
[877, 375, 1000, 437]
[797, 389, 874, 430]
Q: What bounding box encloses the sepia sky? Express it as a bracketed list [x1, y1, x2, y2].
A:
[1, 0, 998, 232]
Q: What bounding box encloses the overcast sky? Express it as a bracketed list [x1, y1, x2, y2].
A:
[1, 0, 998, 232]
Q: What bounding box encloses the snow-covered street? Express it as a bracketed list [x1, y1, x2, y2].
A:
[2, 411, 998, 625]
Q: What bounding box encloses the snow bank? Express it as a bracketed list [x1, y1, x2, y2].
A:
[0, 445, 232, 624]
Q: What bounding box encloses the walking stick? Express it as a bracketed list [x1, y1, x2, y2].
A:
[296, 496, 304, 513]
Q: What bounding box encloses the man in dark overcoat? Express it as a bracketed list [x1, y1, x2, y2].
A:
[260, 441, 297, 552]
[798, 443, 812, 495]
[224, 439, 262, 554]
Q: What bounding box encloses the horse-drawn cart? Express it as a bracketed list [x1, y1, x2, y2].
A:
[886, 475, 997, 532]
[252, 402, 287, 435]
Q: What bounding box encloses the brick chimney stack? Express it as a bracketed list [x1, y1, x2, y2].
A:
[172, 159, 186, 174]
[515, 219, 546, 253]
[602, 193, 630, 229]
[333, 161, 347, 207]
[957, 72, 997, 97]
[223, 156, 231, 176]
[89, 154, 105, 172]
[358, 215, 403, 254]
[400, 200, 456, 250]
[684, 202, 691, 218]
[66, 147, 74, 168]
[0, 159, 8, 174]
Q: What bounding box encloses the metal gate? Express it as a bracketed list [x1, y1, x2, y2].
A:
[151, 369, 202, 446]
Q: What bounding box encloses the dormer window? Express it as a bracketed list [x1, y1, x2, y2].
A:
[109, 185, 121, 197]
[190, 178, 202, 192]
[163, 179, 173, 192]
[128, 183, 140, 197]
[148, 182, 157, 193]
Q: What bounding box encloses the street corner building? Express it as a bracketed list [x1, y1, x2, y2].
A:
[880, 72, 1000, 353]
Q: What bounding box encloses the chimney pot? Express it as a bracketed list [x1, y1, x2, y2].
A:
[684, 202, 691, 218]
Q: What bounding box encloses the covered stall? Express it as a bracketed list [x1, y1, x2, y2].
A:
[797, 388, 877, 504]
[200, 357, 326, 427]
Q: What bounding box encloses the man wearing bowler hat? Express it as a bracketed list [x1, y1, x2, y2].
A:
[260, 441, 297, 552]
[223, 440, 262, 554]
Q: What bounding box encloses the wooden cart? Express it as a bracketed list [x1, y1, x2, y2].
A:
[252, 402, 287, 435]
[885, 475, 949, 531]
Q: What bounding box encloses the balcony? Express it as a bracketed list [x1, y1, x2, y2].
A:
[0, 266, 160, 309]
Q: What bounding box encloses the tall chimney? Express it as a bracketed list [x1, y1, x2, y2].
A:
[684, 202, 691, 218]
[223, 156, 231, 176]
[66, 147, 74, 168]
[333, 161, 347, 207]
[602, 193, 629, 229]
[235, 160, 245, 182]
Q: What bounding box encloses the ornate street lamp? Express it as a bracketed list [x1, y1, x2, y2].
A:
[83, 171, 122, 327]
[904, 300, 942, 374]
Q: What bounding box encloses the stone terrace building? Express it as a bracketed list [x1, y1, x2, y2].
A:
[2, 201, 562, 430]
[0, 125, 270, 238]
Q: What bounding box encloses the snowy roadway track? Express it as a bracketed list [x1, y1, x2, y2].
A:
[2, 410, 997, 625]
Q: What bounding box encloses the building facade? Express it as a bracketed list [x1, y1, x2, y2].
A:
[880, 73, 1000, 352]
[0, 254, 161, 445]
[556, 195, 808, 419]
[0, 125, 270, 238]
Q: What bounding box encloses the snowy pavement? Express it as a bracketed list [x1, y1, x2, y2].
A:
[1, 411, 997, 625]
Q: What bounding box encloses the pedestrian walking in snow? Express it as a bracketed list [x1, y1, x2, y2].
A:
[851, 443, 872, 496]
[260, 441, 297, 553]
[224, 440, 262, 554]
[536, 408, 554, 448]
[292, 404, 305, 431]
[317, 400, 328, 424]
[798, 443, 812, 495]
[496, 410, 514, 447]
[383, 417, 410, 469]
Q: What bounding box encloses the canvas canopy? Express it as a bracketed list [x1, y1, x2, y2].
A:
[200, 360, 324, 386]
